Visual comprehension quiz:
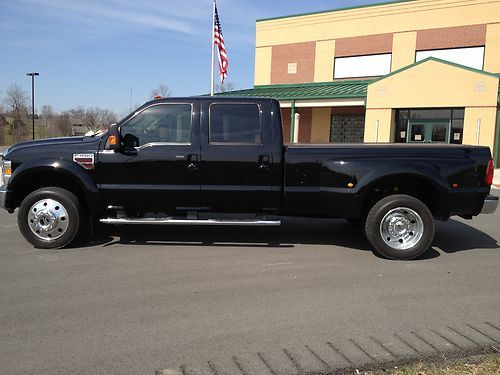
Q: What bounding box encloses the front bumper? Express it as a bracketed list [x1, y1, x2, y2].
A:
[0, 185, 7, 210]
[481, 194, 499, 215]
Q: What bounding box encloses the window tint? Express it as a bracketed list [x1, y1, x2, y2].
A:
[121, 104, 191, 145]
[210, 104, 261, 144]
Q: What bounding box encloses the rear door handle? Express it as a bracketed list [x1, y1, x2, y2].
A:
[187, 154, 199, 170]
[258, 155, 271, 170]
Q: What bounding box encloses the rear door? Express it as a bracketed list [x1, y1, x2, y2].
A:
[200, 100, 273, 213]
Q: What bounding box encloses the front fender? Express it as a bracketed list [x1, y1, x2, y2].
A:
[7, 158, 103, 216]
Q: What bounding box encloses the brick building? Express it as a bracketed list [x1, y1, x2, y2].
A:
[221, 0, 500, 166]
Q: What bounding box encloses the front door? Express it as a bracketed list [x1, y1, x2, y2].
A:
[96, 101, 201, 212]
[200, 101, 273, 213]
[408, 120, 450, 143]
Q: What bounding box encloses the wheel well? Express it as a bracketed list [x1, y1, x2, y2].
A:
[361, 175, 440, 218]
[11, 170, 88, 215]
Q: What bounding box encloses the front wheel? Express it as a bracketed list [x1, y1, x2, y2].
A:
[364, 194, 434, 260]
[18, 187, 81, 249]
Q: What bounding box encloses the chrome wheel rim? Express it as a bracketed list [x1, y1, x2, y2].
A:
[379, 207, 424, 250]
[28, 199, 69, 241]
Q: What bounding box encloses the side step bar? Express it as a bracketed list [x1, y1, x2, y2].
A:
[99, 218, 281, 226]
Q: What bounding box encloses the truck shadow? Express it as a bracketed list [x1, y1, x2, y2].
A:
[434, 218, 499, 253]
[95, 217, 370, 251]
[78, 217, 498, 259]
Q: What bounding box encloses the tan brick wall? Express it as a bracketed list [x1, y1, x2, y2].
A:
[297, 108, 312, 143]
[335, 33, 393, 57]
[281, 108, 291, 143]
[271, 42, 316, 84]
[416, 24, 486, 51]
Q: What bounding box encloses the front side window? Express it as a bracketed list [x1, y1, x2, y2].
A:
[121, 104, 192, 146]
[209, 104, 261, 144]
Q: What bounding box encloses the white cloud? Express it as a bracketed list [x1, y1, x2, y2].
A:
[14, 0, 202, 35]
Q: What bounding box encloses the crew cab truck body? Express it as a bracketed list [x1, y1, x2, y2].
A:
[0, 97, 497, 259]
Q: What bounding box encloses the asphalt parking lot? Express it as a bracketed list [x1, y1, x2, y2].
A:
[1, 192, 499, 375]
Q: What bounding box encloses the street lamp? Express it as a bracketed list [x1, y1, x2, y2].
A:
[26, 72, 39, 140]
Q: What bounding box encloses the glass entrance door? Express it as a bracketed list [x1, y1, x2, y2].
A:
[408, 120, 450, 143]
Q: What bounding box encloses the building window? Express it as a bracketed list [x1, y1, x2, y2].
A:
[287, 63, 297, 74]
[330, 114, 365, 143]
[395, 108, 464, 144]
[333, 53, 391, 79]
[416, 46, 484, 70]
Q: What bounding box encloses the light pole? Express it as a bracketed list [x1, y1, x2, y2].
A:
[26, 72, 39, 140]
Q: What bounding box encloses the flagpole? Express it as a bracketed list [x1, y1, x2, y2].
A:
[210, 0, 216, 96]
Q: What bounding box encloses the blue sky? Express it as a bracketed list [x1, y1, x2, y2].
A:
[0, 0, 387, 116]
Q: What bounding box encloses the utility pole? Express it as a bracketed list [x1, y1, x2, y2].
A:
[26, 72, 39, 140]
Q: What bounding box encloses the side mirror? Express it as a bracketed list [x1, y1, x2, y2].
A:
[106, 123, 120, 151]
[123, 133, 139, 149]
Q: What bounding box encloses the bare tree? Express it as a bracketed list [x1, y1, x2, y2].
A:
[82, 107, 117, 132]
[150, 84, 172, 99]
[52, 113, 72, 137]
[68, 106, 86, 120]
[4, 84, 29, 140]
[0, 113, 8, 145]
[4, 84, 28, 114]
[41, 105, 54, 126]
[215, 82, 236, 93]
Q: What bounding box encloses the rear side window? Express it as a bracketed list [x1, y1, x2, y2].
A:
[209, 104, 261, 144]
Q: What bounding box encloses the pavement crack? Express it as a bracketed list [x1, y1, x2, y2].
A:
[232, 356, 248, 375]
[485, 322, 500, 332]
[207, 361, 220, 375]
[257, 352, 277, 375]
[411, 331, 445, 359]
[430, 329, 464, 350]
[369, 336, 399, 359]
[349, 339, 377, 361]
[465, 324, 500, 344]
[393, 333, 424, 356]
[305, 344, 332, 372]
[327, 342, 355, 366]
[283, 348, 305, 375]
[447, 326, 482, 347]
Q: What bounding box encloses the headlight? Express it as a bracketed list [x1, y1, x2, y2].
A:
[2, 160, 11, 186]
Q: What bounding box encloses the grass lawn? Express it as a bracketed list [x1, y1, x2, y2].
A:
[360, 355, 500, 375]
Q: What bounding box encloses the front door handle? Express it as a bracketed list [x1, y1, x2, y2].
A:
[187, 154, 199, 170]
[258, 155, 271, 170]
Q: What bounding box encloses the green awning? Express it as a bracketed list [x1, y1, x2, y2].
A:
[217, 79, 372, 100]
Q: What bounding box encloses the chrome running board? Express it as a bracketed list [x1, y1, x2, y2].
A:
[99, 218, 281, 226]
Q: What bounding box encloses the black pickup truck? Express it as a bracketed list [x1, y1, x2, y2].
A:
[0, 97, 497, 259]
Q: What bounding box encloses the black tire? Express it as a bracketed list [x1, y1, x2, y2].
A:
[18, 187, 81, 249]
[364, 194, 434, 260]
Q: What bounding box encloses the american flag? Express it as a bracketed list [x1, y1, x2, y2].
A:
[214, 5, 228, 83]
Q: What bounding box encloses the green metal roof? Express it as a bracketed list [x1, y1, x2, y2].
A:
[217, 80, 372, 100]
